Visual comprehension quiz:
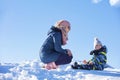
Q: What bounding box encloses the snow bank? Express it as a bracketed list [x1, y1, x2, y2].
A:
[0, 59, 120, 80]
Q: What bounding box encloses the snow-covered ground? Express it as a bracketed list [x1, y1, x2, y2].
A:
[0, 59, 120, 80]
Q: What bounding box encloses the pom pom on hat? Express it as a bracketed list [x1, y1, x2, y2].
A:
[94, 37, 102, 49]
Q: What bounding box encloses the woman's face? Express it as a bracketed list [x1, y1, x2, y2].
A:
[59, 21, 70, 33]
[95, 44, 102, 50]
[64, 26, 70, 33]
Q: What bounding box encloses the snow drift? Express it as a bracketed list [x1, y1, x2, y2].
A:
[0, 59, 120, 80]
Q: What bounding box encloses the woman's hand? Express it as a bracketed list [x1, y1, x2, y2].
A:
[66, 49, 72, 56]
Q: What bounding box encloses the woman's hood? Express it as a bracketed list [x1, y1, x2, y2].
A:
[47, 26, 61, 35]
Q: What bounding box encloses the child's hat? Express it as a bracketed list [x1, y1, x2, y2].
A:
[94, 37, 102, 49]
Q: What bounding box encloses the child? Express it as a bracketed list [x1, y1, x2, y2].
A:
[71, 37, 107, 70]
[39, 20, 73, 70]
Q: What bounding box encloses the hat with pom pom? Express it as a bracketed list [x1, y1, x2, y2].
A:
[94, 37, 102, 49]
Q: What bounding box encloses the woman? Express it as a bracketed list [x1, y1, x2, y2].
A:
[39, 20, 73, 70]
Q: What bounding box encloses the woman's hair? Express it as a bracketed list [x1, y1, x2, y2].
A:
[54, 20, 71, 30]
[54, 20, 70, 45]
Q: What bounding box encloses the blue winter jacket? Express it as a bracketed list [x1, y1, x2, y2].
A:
[39, 26, 67, 63]
[90, 46, 107, 70]
[78, 46, 107, 70]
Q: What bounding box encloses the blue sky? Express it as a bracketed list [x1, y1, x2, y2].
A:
[0, 0, 120, 68]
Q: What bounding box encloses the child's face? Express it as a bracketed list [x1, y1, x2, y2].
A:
[95, 44, 102, 50]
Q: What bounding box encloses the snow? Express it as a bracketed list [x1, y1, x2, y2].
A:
[0, 59, 120, 80]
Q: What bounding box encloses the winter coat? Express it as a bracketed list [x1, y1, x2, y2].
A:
[89, 46, 107, 70]
[39, 26, 67, 63]
[72, 46, 107, 70]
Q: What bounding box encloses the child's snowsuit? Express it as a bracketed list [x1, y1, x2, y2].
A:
[72, 46, 107, 70]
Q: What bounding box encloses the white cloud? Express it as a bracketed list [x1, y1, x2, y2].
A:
[109, 0, 120, 6]
[92, 0, 102, 4]
[92, 0, 120, 7]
